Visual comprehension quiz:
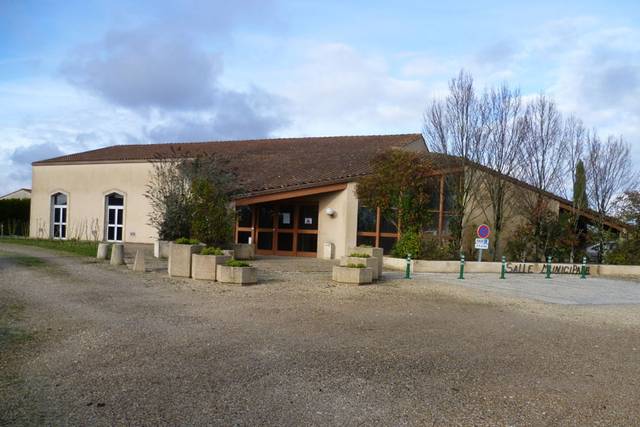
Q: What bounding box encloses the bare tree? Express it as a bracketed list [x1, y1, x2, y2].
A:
[474, 84, 526, 259]
[586, 133, 636, 262]
[519, 94, 568, 259]
[563, 115, 587, 198]
[423, 70, 487, 253]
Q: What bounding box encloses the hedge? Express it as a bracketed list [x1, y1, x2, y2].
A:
[0, 199, 30, 236]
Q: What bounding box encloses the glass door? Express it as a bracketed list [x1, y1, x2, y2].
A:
[256, 205, 275, 253]
[52, 193, 67, 240]
[106, 193, 124, 242]
[275, 204, 295, 255]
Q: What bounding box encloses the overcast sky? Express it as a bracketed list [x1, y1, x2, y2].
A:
[1, 0, 639, 194]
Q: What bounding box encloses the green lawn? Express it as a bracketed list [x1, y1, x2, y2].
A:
[0, 237, 99, 257]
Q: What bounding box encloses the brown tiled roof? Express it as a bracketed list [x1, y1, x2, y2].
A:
[33, 134, 425, 197]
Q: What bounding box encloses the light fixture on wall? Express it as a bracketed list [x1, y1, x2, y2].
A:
[325, 207, 336, 217]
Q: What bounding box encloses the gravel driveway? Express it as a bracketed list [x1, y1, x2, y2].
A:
[2, 243, 640, 425]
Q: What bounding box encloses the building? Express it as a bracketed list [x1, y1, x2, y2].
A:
[29, 134, 625, 258]
[0, 188, 31, 200]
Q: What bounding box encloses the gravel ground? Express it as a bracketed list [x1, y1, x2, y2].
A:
[1, 243, 640, 426]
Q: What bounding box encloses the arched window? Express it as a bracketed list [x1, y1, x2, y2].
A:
[51, 192, 67, 239]
[105, 193, 124, 242]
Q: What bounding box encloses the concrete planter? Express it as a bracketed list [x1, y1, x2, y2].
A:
[168, 243, 202, 278]
[216, 265, 257, 285]
[341, 256, 379, 280]
[349, 246, 383, 277]
[191, 254, 231, 281]
[233, 243, 255, 260]
[154, 240, 171, 258]
[332, 265, 373, 285]
[223, 249, 235, 257]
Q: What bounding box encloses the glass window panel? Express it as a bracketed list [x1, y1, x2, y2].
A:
[379, 236, 397, 255]
[54, 208, 60, 223]
[237, 207, 252, 228]
[61, 225, 66, 238]
[277, 232, 293, 251]
[356, 235, 376, 247]
[117, 209, 123, 225]
[257, 231, 273, 250]
[116, 228, 123, 241]
[444, 175, 461, 211]
[443, 215, 460, 235]
[108, 227, 115, 241]
[278, 205, 295, 229]
[298, 205, 318, 230]
[237, 231, 251, 244]
[53, 224, 60, 238]
[258, 206, 275, 228]
[357, 206, 376, 232]
[380, 209, 398, 233]
[107, 194, 124, 206]
[297, 234, 318, 252]
[426, 185, 440, 210]
[108, 209, 116, 225]
[61, 208, 66, 223]
[54, 193, 67, 205]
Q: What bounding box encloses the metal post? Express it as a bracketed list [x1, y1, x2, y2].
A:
[477, 248, 483, 263]
[545, 256, 552, 279]
[405, 254, 411, 279]
[500, 256, 506, 279]
[580, 256, 587, 279]
[458, 254, 465, 280]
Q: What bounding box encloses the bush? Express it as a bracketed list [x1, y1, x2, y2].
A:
[349, 252, 370, 258]
[175, 237, 199, 245]
[346, 263, 366, 268]
[225, 259, 250, 267]
[201, 246, 224, 256]
[190, 179, 234, 247]
[392, 230, 423, 258]
[0, 199, 30, 237]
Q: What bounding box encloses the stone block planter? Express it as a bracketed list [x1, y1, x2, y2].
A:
[233, 243, 255, 260]
[222, 249, 235, 257]
[168, 243, 202, 278]
[191, 254, 231, 281]
[341, 256, 379, 280]
[216, 264, 257, 285]
[349, 246, 383, 277]
[154, 240, 171, 258]
[332, 265, 373, 285]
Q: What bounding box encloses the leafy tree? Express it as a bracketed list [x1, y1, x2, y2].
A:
[145, 152, 237, 243]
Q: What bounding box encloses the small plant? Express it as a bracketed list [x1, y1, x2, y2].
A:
[175, 237, 199, 245]
[225, 259, 251, 267]
[346, 263, 366, 268]
[201, 246, 223, 255]
[349, 252, 370, 258]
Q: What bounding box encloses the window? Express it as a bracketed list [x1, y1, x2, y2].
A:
[105, 193, 124, 242]
[356, 205, 399, 255]
[51, 192, 67, 240]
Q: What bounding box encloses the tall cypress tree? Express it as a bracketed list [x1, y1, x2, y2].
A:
[574, 160, 588, 210]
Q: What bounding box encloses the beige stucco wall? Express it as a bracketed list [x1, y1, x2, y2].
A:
[30, 162, 157, 243]
[317, 182, 359, 259]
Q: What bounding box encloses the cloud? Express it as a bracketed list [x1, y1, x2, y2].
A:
[8, 142, 64, 181]
[62, 30, 222, 111]
[146, 87, 290, 142]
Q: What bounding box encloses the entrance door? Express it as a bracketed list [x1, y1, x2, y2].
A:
[106, 193, 124, 242]
[251, 202, 319, 256]
[52, 193, 67, 240]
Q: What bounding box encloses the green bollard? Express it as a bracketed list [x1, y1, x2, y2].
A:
[405, 254, 412, 279]
[580, 256, 587, 279]
[458, 254, 465, 280]
[545, 256, 552, 279]
[500, 256, 506, 279]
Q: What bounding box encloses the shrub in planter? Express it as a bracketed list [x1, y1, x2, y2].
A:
[191, 247, 231, 281]
[168, 239, 202, 278]
[332, 264, 373, 285]
[341, 255, 379, 280]
[216, 258, 257, 285]
[348, 246, 383, 277]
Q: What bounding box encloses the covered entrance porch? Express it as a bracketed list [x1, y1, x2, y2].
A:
[234, 183, 356, 258]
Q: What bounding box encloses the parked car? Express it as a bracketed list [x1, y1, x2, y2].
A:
[586, 241, 618, 262]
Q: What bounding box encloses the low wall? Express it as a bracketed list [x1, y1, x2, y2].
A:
[383, 257, 640, 279]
